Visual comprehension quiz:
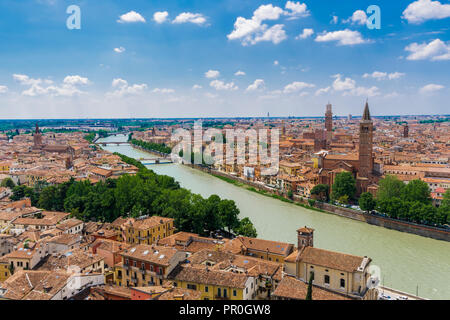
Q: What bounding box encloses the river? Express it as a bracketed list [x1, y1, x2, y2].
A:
[98, 134, 450, 299]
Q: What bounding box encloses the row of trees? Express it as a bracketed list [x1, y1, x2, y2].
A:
[310, 172, 450, 227]
[9, 153, 258, 238]
[131, 139, 172, 155]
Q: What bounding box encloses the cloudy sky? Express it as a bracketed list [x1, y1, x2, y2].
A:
[0, 0, 449, 119]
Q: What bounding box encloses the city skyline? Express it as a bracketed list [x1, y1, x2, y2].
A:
[0, 0, 449, 118]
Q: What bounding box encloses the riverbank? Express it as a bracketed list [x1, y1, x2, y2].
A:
[185, 163, 450, 242]
[97, 137, 450, 299]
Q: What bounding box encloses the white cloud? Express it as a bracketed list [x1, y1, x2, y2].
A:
[253, 4, 285, 21]
[13, 74, 50, 86]
[331, 16, 339, 24]
[112, 78, 128, 88]
[173, 12, 207, 25]
[192, 84, 202, 90]
[283, 81, 315, 93]
[402, 0, 450, 24]
[332, 74, 356, 91]
[210, 80, 238, 91]
[344, 10, 367, 25]
[331, 74, 379, 97]
[205, 70, 220, 79]
[405, 39, 450, 61]
[234, 70, 246, 76]
[114, 47, 126, 53]
[117, 11, 146, 23]
[153, 11, 169, 24]
[419, 83, 444, 94]
[63, 75, 89, 86]
[251, 24, 287, 45]
[345, 86, 380, 97]
[274, 60, 279, 66]
[296, 28, 314, 39]
[246, 79, 265, 92]
[152, 88, 175, 94]
[0, 86, 8, 94]
[284, 1, 310, 19]
[315, 86, 331, 96]
[227, 4, 288, 46]
[363, 71, 405, 80]
[315, 29, 368, 45]
[388, 72, 406, 80]
[14, 74, 88, 97]
[108, 78, 148, 97]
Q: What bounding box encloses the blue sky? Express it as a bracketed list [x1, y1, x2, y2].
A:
[0, 0, 449, 119]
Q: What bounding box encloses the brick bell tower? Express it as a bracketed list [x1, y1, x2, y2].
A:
[325, 103, 333, 142]
[359, 100, 374, 179]
[297, 226, 314, 249]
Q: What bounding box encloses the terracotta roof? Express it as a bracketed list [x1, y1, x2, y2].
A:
[168, 265, 250, 289]
[121, 244, 182, 266]
[129, 216, 173, 230]
[0, 270, 70, 300]
[273, 276, 351, 300]
[229, 236, 294, 257]
[298, 247, 368, 273]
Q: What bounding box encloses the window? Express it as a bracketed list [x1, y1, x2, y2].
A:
[233, 290, 237, 297]
[223, 289, 228, 298]
[340, 279, 345, 288]
[187, 284, 197, 290]
[324, 275, 330, 285]
[217, 288, 221, 297]
[205, 286, 209, 293]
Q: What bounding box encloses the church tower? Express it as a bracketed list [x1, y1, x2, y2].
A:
[359, 101, 373, 179]
[403, 124, 409, 138]
[33, 123, 43, 149]
[325, 103, 333, 143]
[325, 103, 332, 132]
[297, 226, 314, 249]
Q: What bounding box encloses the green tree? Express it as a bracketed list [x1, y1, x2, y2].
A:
[377, 175, 405, 202]
[338, 195, 349, 205]
[442, 189, 450, 208]
[287, 190, 294, 199]
[331, 172, 356, 201]
[218, 199, 240, 234]
[359, 192, 376, 213]
[402, 180, 432, 205]
[306, 272, 314, 300]
[236, 217, 258, 238]
[1, 178, 15, 189]
[310, 184, 330, 202]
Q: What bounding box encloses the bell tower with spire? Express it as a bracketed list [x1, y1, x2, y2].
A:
[359, 100, 373, 179]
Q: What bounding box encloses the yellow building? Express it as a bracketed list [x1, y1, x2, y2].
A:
[125, 216, 175, 245]
[115, 244, 185, 288]
[0, 161, 11, 174]
[0, 257, 11, 283]
[279, 161, 302, 176]
[169, 265, 255, 300]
